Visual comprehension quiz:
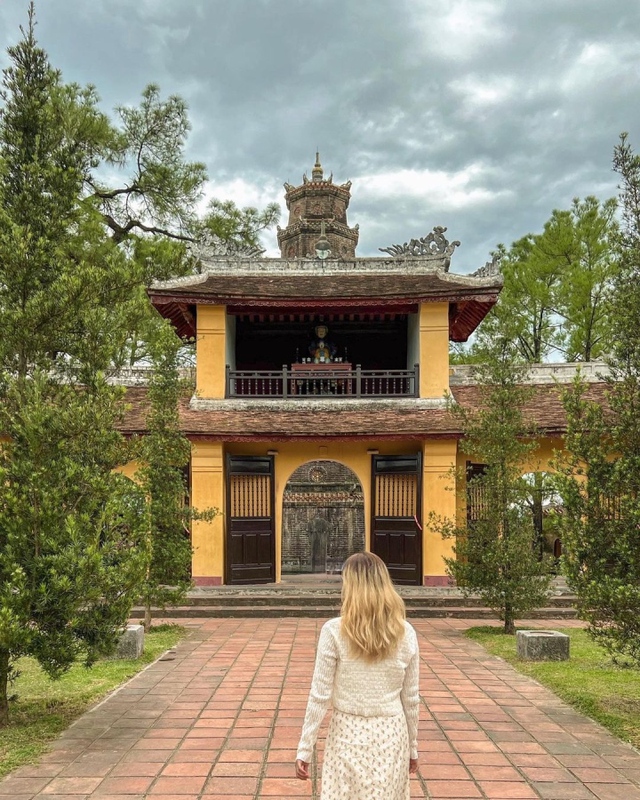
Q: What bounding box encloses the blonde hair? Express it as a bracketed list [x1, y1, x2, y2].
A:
[340, 552, 406, 661]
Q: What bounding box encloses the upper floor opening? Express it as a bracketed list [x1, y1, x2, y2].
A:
[148, 252, 502, 402]
[226, 310, 416, 398]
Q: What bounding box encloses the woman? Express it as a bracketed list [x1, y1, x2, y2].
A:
[295, 552, 419, 799]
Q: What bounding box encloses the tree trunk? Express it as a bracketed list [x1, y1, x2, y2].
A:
[0, 649, 10, 727]
[504, 606, 516, 635]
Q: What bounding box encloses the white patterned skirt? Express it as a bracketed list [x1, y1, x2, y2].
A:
[320, 710, 410, 800]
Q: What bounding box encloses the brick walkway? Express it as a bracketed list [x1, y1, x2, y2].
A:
[1, 618, 640, 800]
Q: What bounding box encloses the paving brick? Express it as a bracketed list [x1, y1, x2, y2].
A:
[585, 785, 640, 800]
[0, 778, 50, 795]
[40, 776, 103, 794]
[423, 779, 482, 798]
[147, 775, 207, 794]
[533, 784, 598, 800]
[204, 776, 259, 794]
[571, 767, 631, 783]
[467, 764, 523, 781]
[477, 780, 539, 798]
[93, 776, 154, 795]
[160, 762, 212, 777]
[520, 765, 576, 782]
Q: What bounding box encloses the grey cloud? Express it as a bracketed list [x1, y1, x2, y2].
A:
[0, 0, 639, 268]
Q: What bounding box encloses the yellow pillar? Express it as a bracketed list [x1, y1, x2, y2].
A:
[419, 302, 450, 398]
[422, 439, 457, 585]
[191, 442, 225, 585]
[196, 305, 227, 399]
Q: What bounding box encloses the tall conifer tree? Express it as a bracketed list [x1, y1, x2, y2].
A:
[0, 6, 148, 725]
[556, 135, 640, 662]
[430, 338, 552, 634]
[0, 5, 267, 721]
[136, 323, 216, 630]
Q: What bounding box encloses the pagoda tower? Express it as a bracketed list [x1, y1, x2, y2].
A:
[277, 153, 359, 259]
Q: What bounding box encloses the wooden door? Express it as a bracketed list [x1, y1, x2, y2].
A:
[371, 455, 422, 585]
[226, 456, 275, 584]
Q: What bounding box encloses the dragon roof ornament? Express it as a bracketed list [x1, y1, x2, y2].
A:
[188, 230, 265, 264]
[472, 253, 502, 278]
[379, 226, 460, 270]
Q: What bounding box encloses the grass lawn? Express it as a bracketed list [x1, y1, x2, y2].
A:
[0, 624, 185, 779]
[467, 626, 640, 749]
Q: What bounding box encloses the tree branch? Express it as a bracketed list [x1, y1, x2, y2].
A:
[85, 177, 143, 201]
[102, 213, 194, 244]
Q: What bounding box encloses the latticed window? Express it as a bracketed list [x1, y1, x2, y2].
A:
[466, 462, 488, 525]
[597, 492, 622, 521]
[230, 474, 271, 518]
[374, 473, 417, 518]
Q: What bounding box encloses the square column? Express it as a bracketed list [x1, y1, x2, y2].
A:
[196, 305, 227, 399]
[422, 439, 457, 586]
[419, 302, 450, 398]
[191, 442, 225, 586]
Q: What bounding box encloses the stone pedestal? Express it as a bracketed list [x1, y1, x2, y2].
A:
[516, 630, 569, 661]
[114, 624, 144, 660]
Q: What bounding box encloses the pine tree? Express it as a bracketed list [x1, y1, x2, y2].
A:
[0, 7, 147, 725]
[430, 338, 552, 634]
[476, 197, 618, 364]
[136, 323, 216, 630]
[0, 376, 148, 724]
[0, 5, 274, 722]
[555, 134, 640, 663]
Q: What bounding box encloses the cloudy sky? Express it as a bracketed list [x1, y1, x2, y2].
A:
[1, 0, 639, 270]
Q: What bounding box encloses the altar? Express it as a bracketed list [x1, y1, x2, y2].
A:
[290, 361, 353, 395]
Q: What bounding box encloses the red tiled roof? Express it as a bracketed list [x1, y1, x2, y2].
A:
[149, 273, 500, 304]
[119, 382, 608, 441]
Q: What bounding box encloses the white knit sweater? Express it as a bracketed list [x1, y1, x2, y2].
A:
[296, 617, 420, 762]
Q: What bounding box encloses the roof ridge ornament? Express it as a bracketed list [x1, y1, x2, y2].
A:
[188, 230, 265, 264]
[312, 150, 324, 182]
[472, 253, 502, 278]
[378, 226, 460, 268]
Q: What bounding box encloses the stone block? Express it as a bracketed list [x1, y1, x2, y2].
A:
[114, 624, 144, 660]
[516, 630, 569, 661]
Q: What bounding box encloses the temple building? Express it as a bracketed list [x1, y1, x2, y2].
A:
[122, 156, 599, 586]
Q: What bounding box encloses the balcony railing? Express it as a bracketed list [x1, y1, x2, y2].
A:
[226, 364, 419, 399]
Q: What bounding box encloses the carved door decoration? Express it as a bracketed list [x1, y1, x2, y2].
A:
[371, 455, 422, 585]
[226, 456, 275, 584]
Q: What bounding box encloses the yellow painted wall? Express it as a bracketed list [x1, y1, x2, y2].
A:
[116, 452, 226, 585]
[455, 435, 568, 543]
[422, 439, 457, 581]
[421, 436, 570, 582]
[456, 436, 567, 481]
[190, 441, 225, 584]
[418, 302, 450, 398]
[524, 437, 566, 473]
[116, 460, 142, 481]
[196, 305, 227, 399]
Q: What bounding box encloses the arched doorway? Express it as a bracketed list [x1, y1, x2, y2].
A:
[282, 460, 365, 574]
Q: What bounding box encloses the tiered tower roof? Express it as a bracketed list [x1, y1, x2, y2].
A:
[277, 153, 359, 259]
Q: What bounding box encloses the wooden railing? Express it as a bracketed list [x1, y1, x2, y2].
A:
[226, 364, 419, 399]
